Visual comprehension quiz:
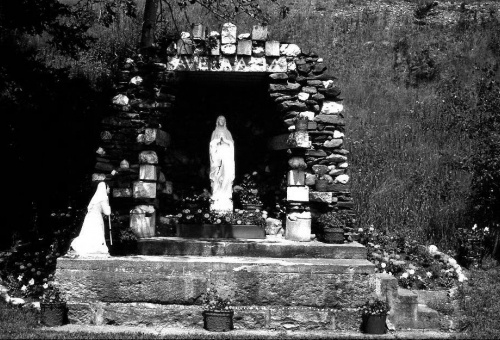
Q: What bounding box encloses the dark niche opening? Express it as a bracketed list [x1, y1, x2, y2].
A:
[161, 72, 287, 213]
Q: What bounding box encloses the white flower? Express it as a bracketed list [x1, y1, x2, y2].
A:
[448, 258, 457, 266]
[358, 228, 364, 233]
[374, 245, 380, 249]
[484, 227, 489, 232]
[401, 273, 409, 279]
[21, 285, 27, 292]
[458, 273, 467, 282]
[369, 225, 375, 231]
[17, 275, 23, 281]
[43, 283, 49, 289]
[381, 263, 386, 268]
[426, 272, 432, 278]
[28, 279, 34, 286]
[428, 245, 438, 254]
[472, 224, 477, 231]
[409, 269, 415, 275]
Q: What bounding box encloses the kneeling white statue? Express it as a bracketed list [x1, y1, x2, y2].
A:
[209, 116, 235, 212]
[70, 182, 110, 256]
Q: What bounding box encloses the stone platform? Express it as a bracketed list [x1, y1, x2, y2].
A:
[138, 237, 368, 259]
[55, 237, 377, 330]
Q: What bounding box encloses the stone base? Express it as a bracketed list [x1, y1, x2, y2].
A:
[138, 237, 367, 259]
[67, 303, 361, 331]
[175, 224, 266, 239]
[56, 255, 375, 330]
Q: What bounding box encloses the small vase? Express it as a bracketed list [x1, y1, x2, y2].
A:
[40, 302, 67, 327]
[363, 314, 387, 334]
[203, 310, 234, 332]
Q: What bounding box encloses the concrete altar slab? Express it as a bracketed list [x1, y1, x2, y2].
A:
[137, 237, 367, 259]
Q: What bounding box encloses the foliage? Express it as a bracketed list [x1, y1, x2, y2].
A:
[176, 208, 267, 228]
[40, 282, 65, 304]
[233, 172, 264, 206]
[201, 284, 232, 312]
[457, 262, 500, 339]
[361, 298, 390, 316]
[455, 225, 491, 268]
[316, 211, 344, 229]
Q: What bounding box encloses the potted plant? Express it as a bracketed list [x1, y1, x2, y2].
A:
[316, 211, 345, 243]
[201, 284, 233, 332]
[360, 298, 390, 334]
[40, 282, 67, 327]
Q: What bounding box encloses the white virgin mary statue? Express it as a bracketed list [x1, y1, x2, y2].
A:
[70, 182, 110, 256]
[209, 116, 235, 212]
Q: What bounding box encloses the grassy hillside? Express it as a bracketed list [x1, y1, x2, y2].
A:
[43, 0, 500, 250]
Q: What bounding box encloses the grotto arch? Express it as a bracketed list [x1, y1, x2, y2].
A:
[97, 23, 351, 239]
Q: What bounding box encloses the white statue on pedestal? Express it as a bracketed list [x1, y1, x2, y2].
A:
[70, 182, 110, 256]
[209, 116, 235, 212]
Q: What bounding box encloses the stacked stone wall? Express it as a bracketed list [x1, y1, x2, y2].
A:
[92, 23, 353, 237]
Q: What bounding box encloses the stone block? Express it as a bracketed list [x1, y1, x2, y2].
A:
[221, 43, 236, 55]
[267, 56, 287, 72]
[323, 139, 343, 148]
[251, 25, 268, 41]
[237, 40, 252, 55]
[192, 24, 205, 40]
[314, 114, 345, 126]
[139, 151, 158, 164]
[287, 131, 310, 148]
[269, 83, 301, 93]
[144, 128, 169, 147]
[133, 181, 156, 198]
[287, 186, 309, 202]
[177, 39, 193, 55]
[112, 188, 132, 198]
[280, 44, 301, 57]
[248, 57, 266, 71]
[310, 191, 333, 203]
[221, 23, 237, 44]
[219, 56, 234, 71]
[265, 41, 280, 57]
[139, 164, 157, 181]
[321, 101, 344, 114]
[288, 170, 305, 186]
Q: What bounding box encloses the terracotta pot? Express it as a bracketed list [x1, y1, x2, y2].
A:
[363, 314, 387, 334]
[40, 302, 67, 327]
[323, 228, 344, 243]
[203, 310, 234, 332]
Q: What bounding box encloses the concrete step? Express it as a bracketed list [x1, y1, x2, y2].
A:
[138, 237, 367, 259]
[56, 255, 375, 330]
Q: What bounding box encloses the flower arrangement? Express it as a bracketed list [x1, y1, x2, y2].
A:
[455, 224, 490, 268]
[202, 284, 232, 312]
[361, 298, 390, 316]
[40, 281, 65, 304]
[233, 172, 263, 207]
[175, 208, 267, 229]
[180, 188, 211, 210]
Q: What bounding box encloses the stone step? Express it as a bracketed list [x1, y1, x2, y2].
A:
[56, 255, 376, 330]
[138, 237, 367, 259]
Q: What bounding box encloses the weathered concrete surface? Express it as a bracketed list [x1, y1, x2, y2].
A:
[46, 324, 460, 339]
[138, 237, 367, 259]
[66, 303, 360, 331]
[56, 256, 375, 309]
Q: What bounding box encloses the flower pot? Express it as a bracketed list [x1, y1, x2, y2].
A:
[203, 310, 234, 332]
[241, 203, 263, 211]
[323, 228, 345, 243]
[363, 314, 387, 334]
[40, 302, 67, 327]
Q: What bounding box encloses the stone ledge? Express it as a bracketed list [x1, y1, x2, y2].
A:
[137, 237, 367, 259]
[56, 256, 375, 308]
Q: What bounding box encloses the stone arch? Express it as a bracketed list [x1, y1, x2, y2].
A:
[96, 23, 353, 240]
